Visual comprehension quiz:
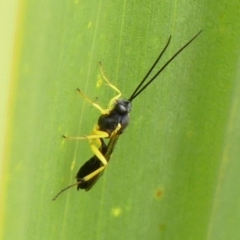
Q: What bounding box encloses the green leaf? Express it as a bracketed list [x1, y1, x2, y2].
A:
[1, 1, 240, 240]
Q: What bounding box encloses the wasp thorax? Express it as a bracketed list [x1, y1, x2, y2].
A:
[114, 99, 131, 114]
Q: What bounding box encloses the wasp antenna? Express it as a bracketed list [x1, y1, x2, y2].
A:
[128, 36, 172, 102]
[129, 30, 202, 101]
[52, 181, 81, 201]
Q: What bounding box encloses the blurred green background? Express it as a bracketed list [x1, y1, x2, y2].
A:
[1, 1, 240, 240]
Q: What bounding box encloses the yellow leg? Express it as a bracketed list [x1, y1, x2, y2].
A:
[89, 141, 108, 165]
[76, 63, 123, 115]
[77, 88, 108, 114]
[82, 124, 121, 171]
[63, 122, 121, 142]
[81, 166, 106, 182]
[63, 128, 110, 140]
[99, 62, 122, 108]
[80, 136, 111, 182]
[52, 164, 107, 200]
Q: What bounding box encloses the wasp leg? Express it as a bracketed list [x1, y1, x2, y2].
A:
[99, 62, 122, 108]
[76, 88, 109, 114]
[86, 125, 120, 166]
[89, 140, 108, 165]
[80, 165, 106, 182]
[86, 124, 121, 165]
[63, 123, 121, 140]
[63, 127, 110, 140]
[78, 140, 109, 183]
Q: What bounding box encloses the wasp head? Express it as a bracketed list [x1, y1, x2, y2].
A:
[114, 99, 131, 114]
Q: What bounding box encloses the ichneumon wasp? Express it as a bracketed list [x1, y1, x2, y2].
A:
[52, 30, 202, 200]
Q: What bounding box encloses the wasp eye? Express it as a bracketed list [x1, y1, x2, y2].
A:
[118, 104, 126, 113]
